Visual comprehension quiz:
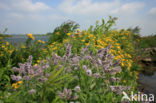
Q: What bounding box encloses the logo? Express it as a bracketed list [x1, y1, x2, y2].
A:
[122, 91, 155, 102]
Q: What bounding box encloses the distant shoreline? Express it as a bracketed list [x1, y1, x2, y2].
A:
[0, 34, 12, 38]
[1, 34, 49, 38]
[7, 34, 48, 37]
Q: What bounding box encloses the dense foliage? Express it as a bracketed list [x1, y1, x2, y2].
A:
[48, 20, 79, 43]
[138, 34, 156, 48]
[0, 17, 143, 103]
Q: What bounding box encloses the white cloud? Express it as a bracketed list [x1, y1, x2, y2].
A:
[59, 0, 120, 15]
[149, 7, 156, 15]
[121, 2, 144, 13]
[11, 0, 51, 12]
[59, 0, 144, 15]
[118, 2, 144, 14]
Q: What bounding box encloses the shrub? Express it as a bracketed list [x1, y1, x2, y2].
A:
[48, 20, 79, 44]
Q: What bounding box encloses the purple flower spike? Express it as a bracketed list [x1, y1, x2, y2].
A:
[11, 75, 22, 81]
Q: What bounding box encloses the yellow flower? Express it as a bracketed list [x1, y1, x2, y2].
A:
[12, 82, 21, 89]
[117, 46, 120, 49]
[85, 43, 89, 46]
[2, 45, 5, 48]
[12, 83, 16, 87]
[52, 47, 57, 50]
[77, 29, 80, 32]
[121, 62, 124, 66]
[79, 34, 82, 37]
[31, 36, 35, 40]
[135, 96, 138, 100]
[96, 45, 103, 48]
[81, 40, 85, 42]
[37, 40, 42, 43]
[84, 31, 87, 35]
[44, 59, 47, 63]
[88, 34, 94, 38]
[6, 42, 9, 45]
[127, 54, 132, 58]
[27, 33, 35, 40]
[73, 36, 76, 39]
[37, 60, 40, 63]
[42, 48, 47, 52]
[123, 80, 126, 83]
[67, 33, 71, 36]
[64, 39, 69, 43]
[27, 33, 32, 37]
[34, 64, 38, 66]
[42, 41, 45, 44]
[75, 32, 80, 35]
[15, 85, 19, 89]
[18, 81, 22, 84]
[56, 32, 59, 35]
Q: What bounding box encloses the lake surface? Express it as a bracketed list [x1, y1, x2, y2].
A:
[4, 35, 50, 45]
[139, 72, 156, 96]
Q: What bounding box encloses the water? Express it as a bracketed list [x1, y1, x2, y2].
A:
[4, 35, 50, 45]
[138, 58, 156, 99]
[138, 72, 156, 96]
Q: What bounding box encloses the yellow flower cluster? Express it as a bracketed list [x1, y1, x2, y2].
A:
[48, 29, 134, 73]
[65, 29, 134, 71]
[0, 42, 14, 57]
[27, 33, 35, 40]
[12, 81, 22, 89]
[94, 30, 134, 71]
[63, 39, 69, 43]
[49, 42, 63, 52]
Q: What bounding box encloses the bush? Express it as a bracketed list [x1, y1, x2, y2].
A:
[48, 20, 79, 44]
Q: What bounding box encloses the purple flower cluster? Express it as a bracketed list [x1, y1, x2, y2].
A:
[52, 43, 122, 80]
[57, 88, 78, 100]
[11, 56, 50, 82]
[11, 56, 52, 93]
[59, 43, 131, 96]
[110, 86, 131, 95]
[11, 43, 131, 100]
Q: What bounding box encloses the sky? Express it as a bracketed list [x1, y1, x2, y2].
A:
[0, 0, 156, 36]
